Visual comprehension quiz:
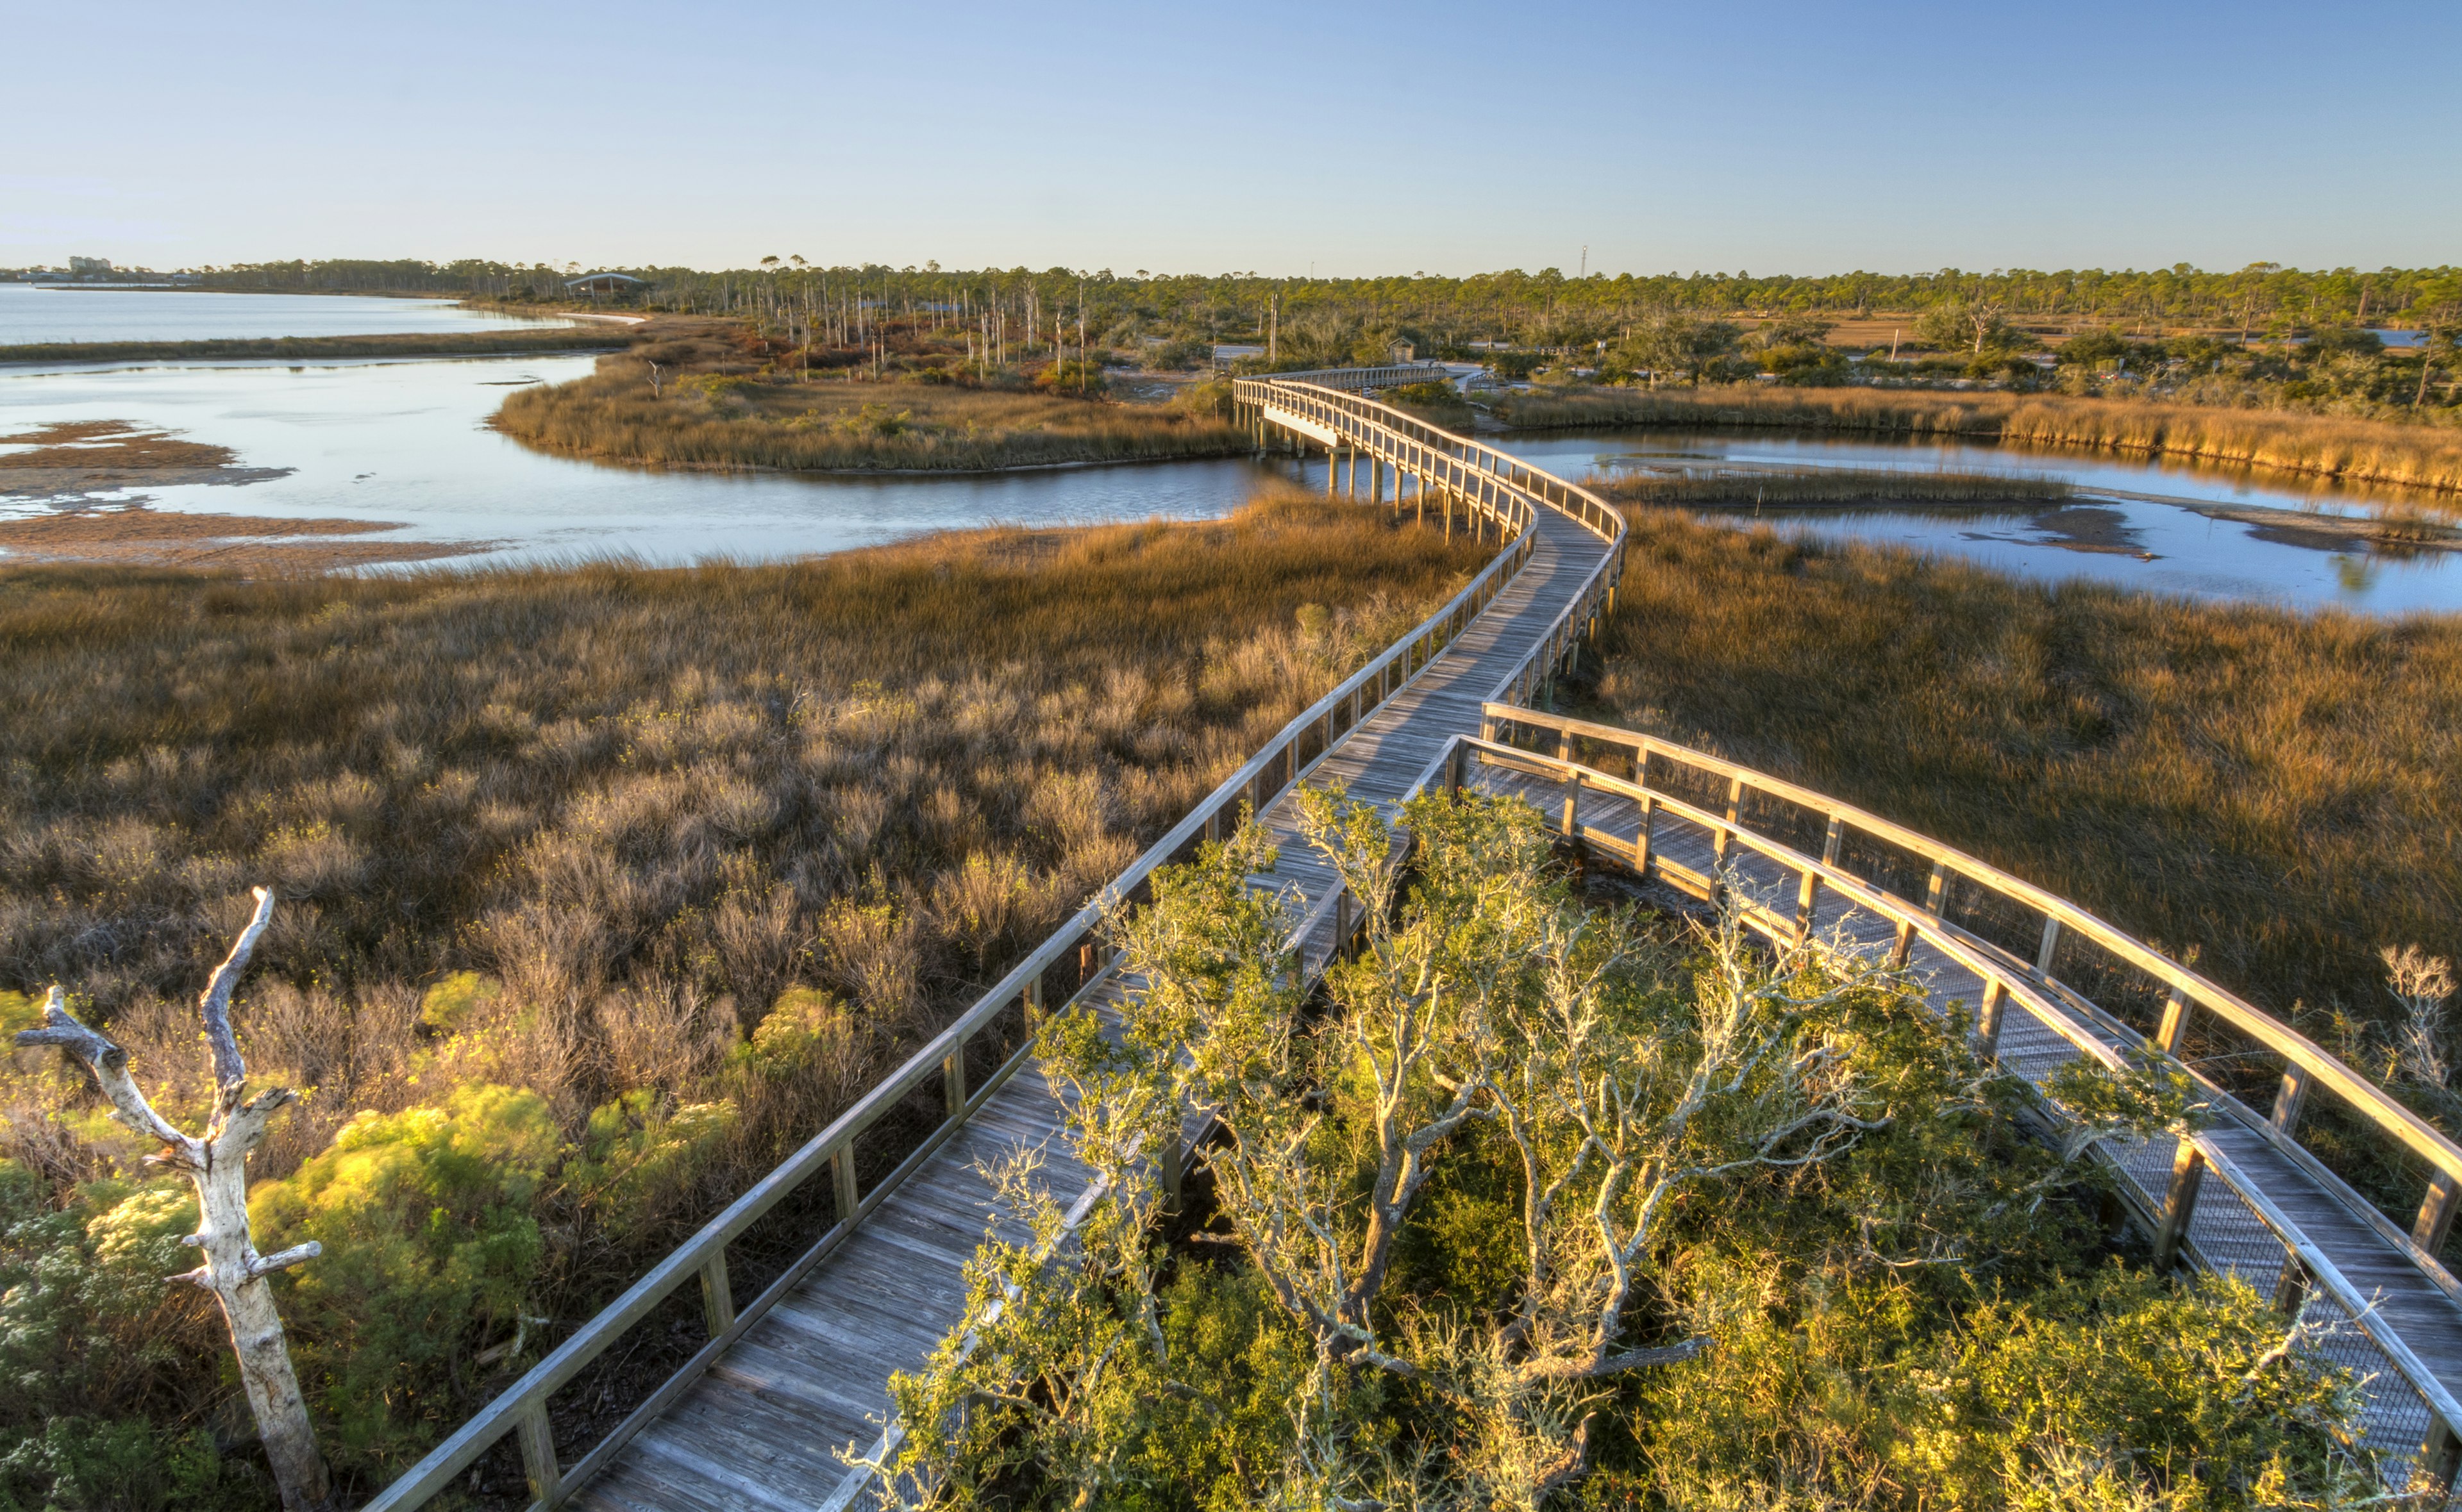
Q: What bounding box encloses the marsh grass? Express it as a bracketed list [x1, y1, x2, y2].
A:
[1585, 512, 2462, 1048]
[1495, 385, 2462, 500]
[1590, 465, 2073, 508]
[0, 490, 1489, 1490]
[497, 338, 1246, 472]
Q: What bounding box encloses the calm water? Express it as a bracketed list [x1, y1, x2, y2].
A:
[1, 351, 2456, 614]
[1488, 429, 2462, 617]
[0, 355, 1269, 566]
[0, 285, 568, 345]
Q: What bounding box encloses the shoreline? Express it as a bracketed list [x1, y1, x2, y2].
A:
[0, 328, 626, 367]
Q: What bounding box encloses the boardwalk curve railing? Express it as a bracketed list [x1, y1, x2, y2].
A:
[1448, 706, 2462, 1482]
[366, 369, 1623, 1511]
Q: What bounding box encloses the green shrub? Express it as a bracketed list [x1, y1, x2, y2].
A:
[249, 1086, 557, 1472]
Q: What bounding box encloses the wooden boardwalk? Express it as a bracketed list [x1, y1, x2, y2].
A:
[560, 389, 1620, 1512]
[374, 372, 2460, 1509]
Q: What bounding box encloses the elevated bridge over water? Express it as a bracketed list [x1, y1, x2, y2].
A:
[368, 369, 2462, 1511]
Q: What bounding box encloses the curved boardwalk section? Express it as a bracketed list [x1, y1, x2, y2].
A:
[1465, 710, 2462, 1483]
[370, 372, 2460, 1508]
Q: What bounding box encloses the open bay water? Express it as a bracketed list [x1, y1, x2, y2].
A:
[0, 340, 2454, 615]
[0, 284, 567, 345]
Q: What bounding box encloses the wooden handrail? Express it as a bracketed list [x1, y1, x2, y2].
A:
[1441, 733, 2462, 1452]
[1478, 703, 2462, 1222]
[366, 361, 1620, 1512]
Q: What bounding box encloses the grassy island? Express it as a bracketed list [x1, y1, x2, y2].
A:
[495, 323, 1244, 473]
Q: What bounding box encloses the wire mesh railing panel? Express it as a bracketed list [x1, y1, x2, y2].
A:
[2049, 931, 2174, 1043]
[1938, 869, 2050, 968]
[1734, 785, 1827, 860]
[1641, 752, 1730, 823]
[1830, 824, 1936, 910]
[2302, 1080, 2438, 1239]
[2177, 1009, 2295, 1113]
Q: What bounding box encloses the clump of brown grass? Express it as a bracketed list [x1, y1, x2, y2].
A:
[0, 485, 1487, 1390]
[1493, 385, 2462, 501]
[0, 486, 1490, 1495]
[496, 343, 1247, 472]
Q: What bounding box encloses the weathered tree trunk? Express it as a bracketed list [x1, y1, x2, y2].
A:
[19, 888, 333, 1512]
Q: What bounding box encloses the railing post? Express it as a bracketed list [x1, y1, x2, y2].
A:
[832, 1143, 859, 1225]
[1794, 868, 1820, 944]
[2154, 984, 2191, 1056]
[1923, 860, 1948, 917]
[1713, 777, 1743, 867]
[2272, 1256, 2311, 1314]
[1821, 815, 1843, 867]
[1023, 975, 1044, 1030]
[1159, 1127, 1184, 1218]
[1975, 977, 2006, 1057]
[2269, 1063, 2307, 1135]
[2414, 1170, 2459, 1255]
[699, 1250, 735, 1337]
[2153, 1140, 2206, 1270]
[2034, 917, 2063, 979]
[943, 1042, 967, 1116]
[1889, 916, 1917, 970]
[1560, 769, 1580, 840]
[2421, 1417, 2462, 1492]
[517, 1399, 560, 1509]
[1634, 795, 1655, 875]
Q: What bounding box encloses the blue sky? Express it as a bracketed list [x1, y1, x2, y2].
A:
[5, 0, 2455, 276]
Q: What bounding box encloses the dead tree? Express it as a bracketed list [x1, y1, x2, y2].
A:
[18, 888, 332, 1512]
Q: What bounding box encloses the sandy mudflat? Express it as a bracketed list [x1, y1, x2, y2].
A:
[0, 504, 492, 569]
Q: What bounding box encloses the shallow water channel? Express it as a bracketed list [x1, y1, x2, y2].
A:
[0, 345, 2456, 615]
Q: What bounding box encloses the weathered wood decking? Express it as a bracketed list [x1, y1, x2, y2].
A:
[567, 410, 1616, 1511]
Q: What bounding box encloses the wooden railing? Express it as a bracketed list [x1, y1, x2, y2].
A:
[1461, 708, 2462, 1470]
[364, 371, 1609, 1512]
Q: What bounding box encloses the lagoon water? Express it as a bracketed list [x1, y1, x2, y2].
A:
[1478, 429, 2462, 617]
[0, 336, 2456, 615]
[0, 284, 566, 345]
[0, 354, 1268, 566]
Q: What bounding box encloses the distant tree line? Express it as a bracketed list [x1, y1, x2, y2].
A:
[176, 258, 2462, 350]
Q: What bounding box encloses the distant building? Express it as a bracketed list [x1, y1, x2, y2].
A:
[564, 271, 646, 299]
[67, 255, 111, 276]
